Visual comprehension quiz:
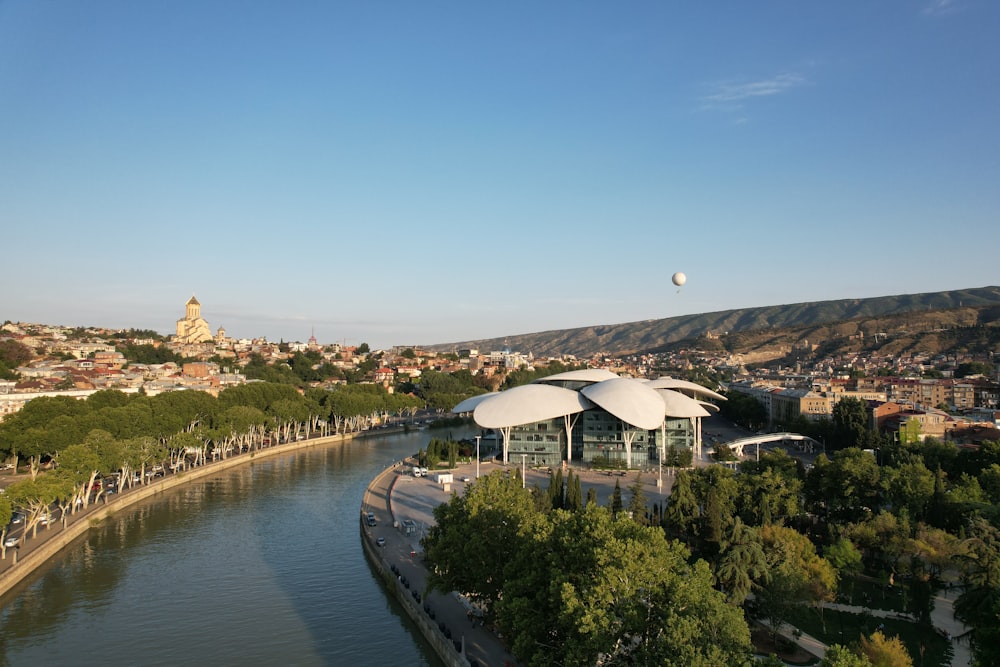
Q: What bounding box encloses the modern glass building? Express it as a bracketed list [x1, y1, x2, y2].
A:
[453, 370, 725, 470]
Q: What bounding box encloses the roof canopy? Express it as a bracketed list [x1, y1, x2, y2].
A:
[579, 377, 665, 430]
[473, 384, 594, 428]
[533, 368, 620, 385]
[644, 377, 726, 402]
[452, 392, 498, 414]
[454, 373, 719, 431]
[654, 388, 712, 418]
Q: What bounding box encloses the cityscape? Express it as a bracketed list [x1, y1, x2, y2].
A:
[3, 1, 999, 666]
[1, 290, 999, 666]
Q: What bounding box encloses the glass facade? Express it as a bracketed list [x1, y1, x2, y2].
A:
[503, 410, 696, 469]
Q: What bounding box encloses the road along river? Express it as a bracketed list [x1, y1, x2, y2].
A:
[0, 427, 473, 667]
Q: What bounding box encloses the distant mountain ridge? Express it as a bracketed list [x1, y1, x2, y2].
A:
[424, 287, 1000, 359]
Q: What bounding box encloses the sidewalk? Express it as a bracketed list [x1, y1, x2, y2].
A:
[364, 459, 517, 667]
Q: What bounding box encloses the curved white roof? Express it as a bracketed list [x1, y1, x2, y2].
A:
[645, 377, 727, 402]
[533, 368, 619, 385]
[579, 378, 665, 430]
[473, 384, 594, 428]
[655, 389, 711, 418]
[452, 392, 498, 414]
[698, 400, 721, 413]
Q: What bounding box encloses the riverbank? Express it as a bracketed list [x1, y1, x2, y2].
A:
[0, 430, 363, 600]
[361, 458, 498, 667]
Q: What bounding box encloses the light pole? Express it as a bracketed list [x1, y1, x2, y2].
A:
[658, 422, 664, 492]
[475, 435, 481, 479]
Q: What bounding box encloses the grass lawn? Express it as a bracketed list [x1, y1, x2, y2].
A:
[837, 576, 909, 613]
[785, 606, 952, 667]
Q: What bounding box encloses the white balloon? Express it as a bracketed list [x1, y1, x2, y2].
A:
[671, 272, 687, 287]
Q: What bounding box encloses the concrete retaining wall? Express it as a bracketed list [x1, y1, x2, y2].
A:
[361, 464, 470, 667]
[361, 516, 470, 667]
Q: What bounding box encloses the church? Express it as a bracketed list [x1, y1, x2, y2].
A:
[174, 296, 214, 344]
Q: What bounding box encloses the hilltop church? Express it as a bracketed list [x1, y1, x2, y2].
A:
[175, 296, 214, 344]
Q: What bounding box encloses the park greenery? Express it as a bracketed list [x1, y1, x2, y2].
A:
[423, 419, 1000, 666]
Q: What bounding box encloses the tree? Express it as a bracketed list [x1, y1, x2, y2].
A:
[692, 465, 738, 558]
[955, 517, 1000, 666]
[55, 443, 101, 511]
[4, 475, 73, 537]
[0, 493, 13, 557]
[663, 469, 699, 541]
[758, 524, 837, 632]
[832, 397, 871, 449]
[0, 339, 33, 368]
[610, 479, 623, 516]
[882, 460, 935, 521]
[548, 468, 564, 510]
[737, 467, 801, 527]
[857, 631, 913, 667]
[422, 472, 538, 620]
[714, 517, 769, 605]
[806, 448, 880, 522]
[819, 645, 873, 667]
[497, 505, 751, 666]
[627, 473, 647, 522]
[720, 391, 767, 432]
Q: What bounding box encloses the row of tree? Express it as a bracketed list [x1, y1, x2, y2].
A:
[0, 382, 426, 555]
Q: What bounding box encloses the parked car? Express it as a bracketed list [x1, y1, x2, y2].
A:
[4, 535, 19, 548]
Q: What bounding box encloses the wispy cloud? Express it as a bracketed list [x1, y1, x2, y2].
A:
[922, 0, 960, 16]
[701, 73, 807, 104]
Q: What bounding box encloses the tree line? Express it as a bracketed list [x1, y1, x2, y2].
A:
[0, 383, 424, 554]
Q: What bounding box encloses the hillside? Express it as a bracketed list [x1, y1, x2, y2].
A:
[424, 286, 1000, 359]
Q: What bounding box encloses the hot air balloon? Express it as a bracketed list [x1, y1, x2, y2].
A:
[672, 272, 686, 292]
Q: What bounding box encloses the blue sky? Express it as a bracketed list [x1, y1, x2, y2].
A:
[1, 1, 997, 350]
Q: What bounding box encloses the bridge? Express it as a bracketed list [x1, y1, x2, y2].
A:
[712, 432, 823, 458]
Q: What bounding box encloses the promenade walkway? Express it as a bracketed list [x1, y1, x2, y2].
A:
[761, 594, 973, 666]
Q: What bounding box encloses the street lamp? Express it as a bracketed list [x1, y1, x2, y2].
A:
[475, 435, 481, 479]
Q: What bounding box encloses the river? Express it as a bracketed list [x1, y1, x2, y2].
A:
[0, 427, 471, 667]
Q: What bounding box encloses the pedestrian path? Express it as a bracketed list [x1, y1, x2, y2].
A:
[753, 592, 973, 667]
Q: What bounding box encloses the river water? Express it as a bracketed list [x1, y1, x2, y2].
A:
[0, 428, 471, 667]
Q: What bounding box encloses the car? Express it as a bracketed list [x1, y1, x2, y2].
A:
[375, 537, 386, 547]
[10, 512, 24, 524]
[461, 476, 471, 483]
[4, 535, 18, 548]
[38, 514, 51, 525]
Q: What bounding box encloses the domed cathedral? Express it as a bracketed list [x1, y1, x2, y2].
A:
[175, 295, 214, 344]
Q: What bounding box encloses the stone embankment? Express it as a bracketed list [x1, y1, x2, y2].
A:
[361, 463, 474, 667]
